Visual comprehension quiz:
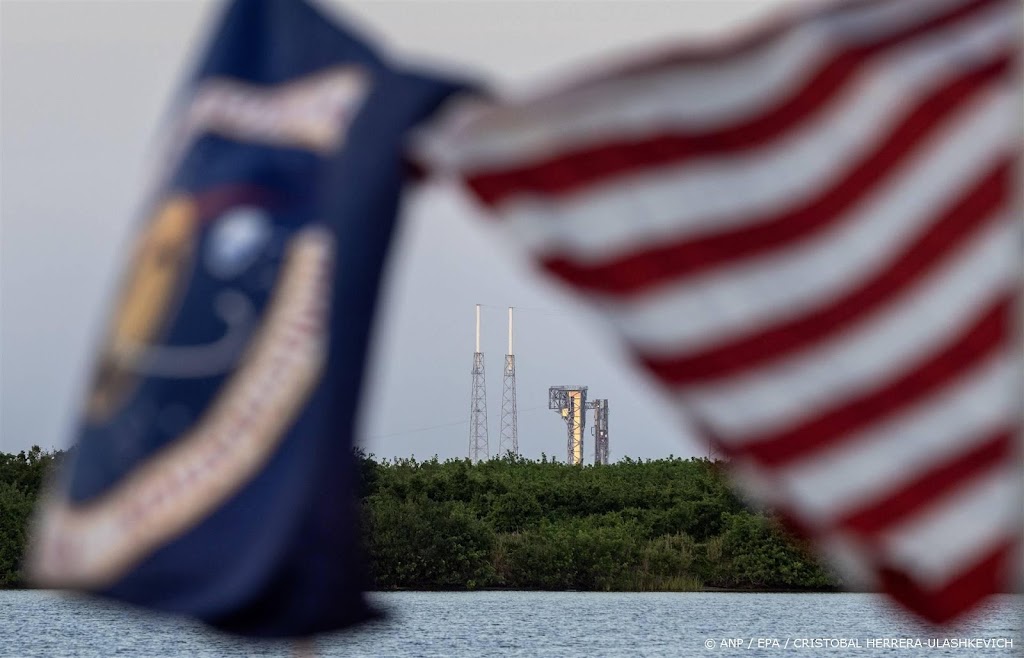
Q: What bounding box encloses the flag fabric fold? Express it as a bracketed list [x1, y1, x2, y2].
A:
[416, 0, 1023, 624]
[29, 0, 468, 637]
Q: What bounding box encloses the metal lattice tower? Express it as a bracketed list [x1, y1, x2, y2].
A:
[588, 399, 609, 465]
[549, 385, 588, 465]
[468, 304, 489, 461]
[499, 307, 519, 457]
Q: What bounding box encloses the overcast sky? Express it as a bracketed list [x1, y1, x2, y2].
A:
[1, 0, 792, 462]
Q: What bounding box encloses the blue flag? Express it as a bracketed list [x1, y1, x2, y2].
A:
[29, 0, 468, 636]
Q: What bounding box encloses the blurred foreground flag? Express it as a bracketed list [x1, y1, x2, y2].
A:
[29, 0, 466, 636]
[418, 0, 1023, 624]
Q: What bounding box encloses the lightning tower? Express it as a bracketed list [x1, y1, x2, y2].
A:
[499, 307, 519, 457]
[468, 304, 489, 461]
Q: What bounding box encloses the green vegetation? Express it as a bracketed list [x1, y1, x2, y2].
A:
[0, 448, 840, 592]
[0, 447, 61, 588]
[359, 452, 840, 592]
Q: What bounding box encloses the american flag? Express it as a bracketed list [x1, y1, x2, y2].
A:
[419, 0, 1022, 623]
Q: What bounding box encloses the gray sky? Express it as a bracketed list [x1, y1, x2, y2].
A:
[1, 0, 790, 462]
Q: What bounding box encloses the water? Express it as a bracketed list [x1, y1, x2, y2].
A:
[0, 590, 1019, 657]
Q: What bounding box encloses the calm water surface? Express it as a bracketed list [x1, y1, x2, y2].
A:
[0, 590, 1019, 657]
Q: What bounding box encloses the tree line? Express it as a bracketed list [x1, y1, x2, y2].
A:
[359, 451, 839, 591]
[0, 447, 60, 587]
[0, 448, 839, 591]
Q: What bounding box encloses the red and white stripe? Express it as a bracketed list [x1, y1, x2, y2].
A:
[420, 0, 1022, 624]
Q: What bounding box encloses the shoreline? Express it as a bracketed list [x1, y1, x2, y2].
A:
[369, 586, 845, 594]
